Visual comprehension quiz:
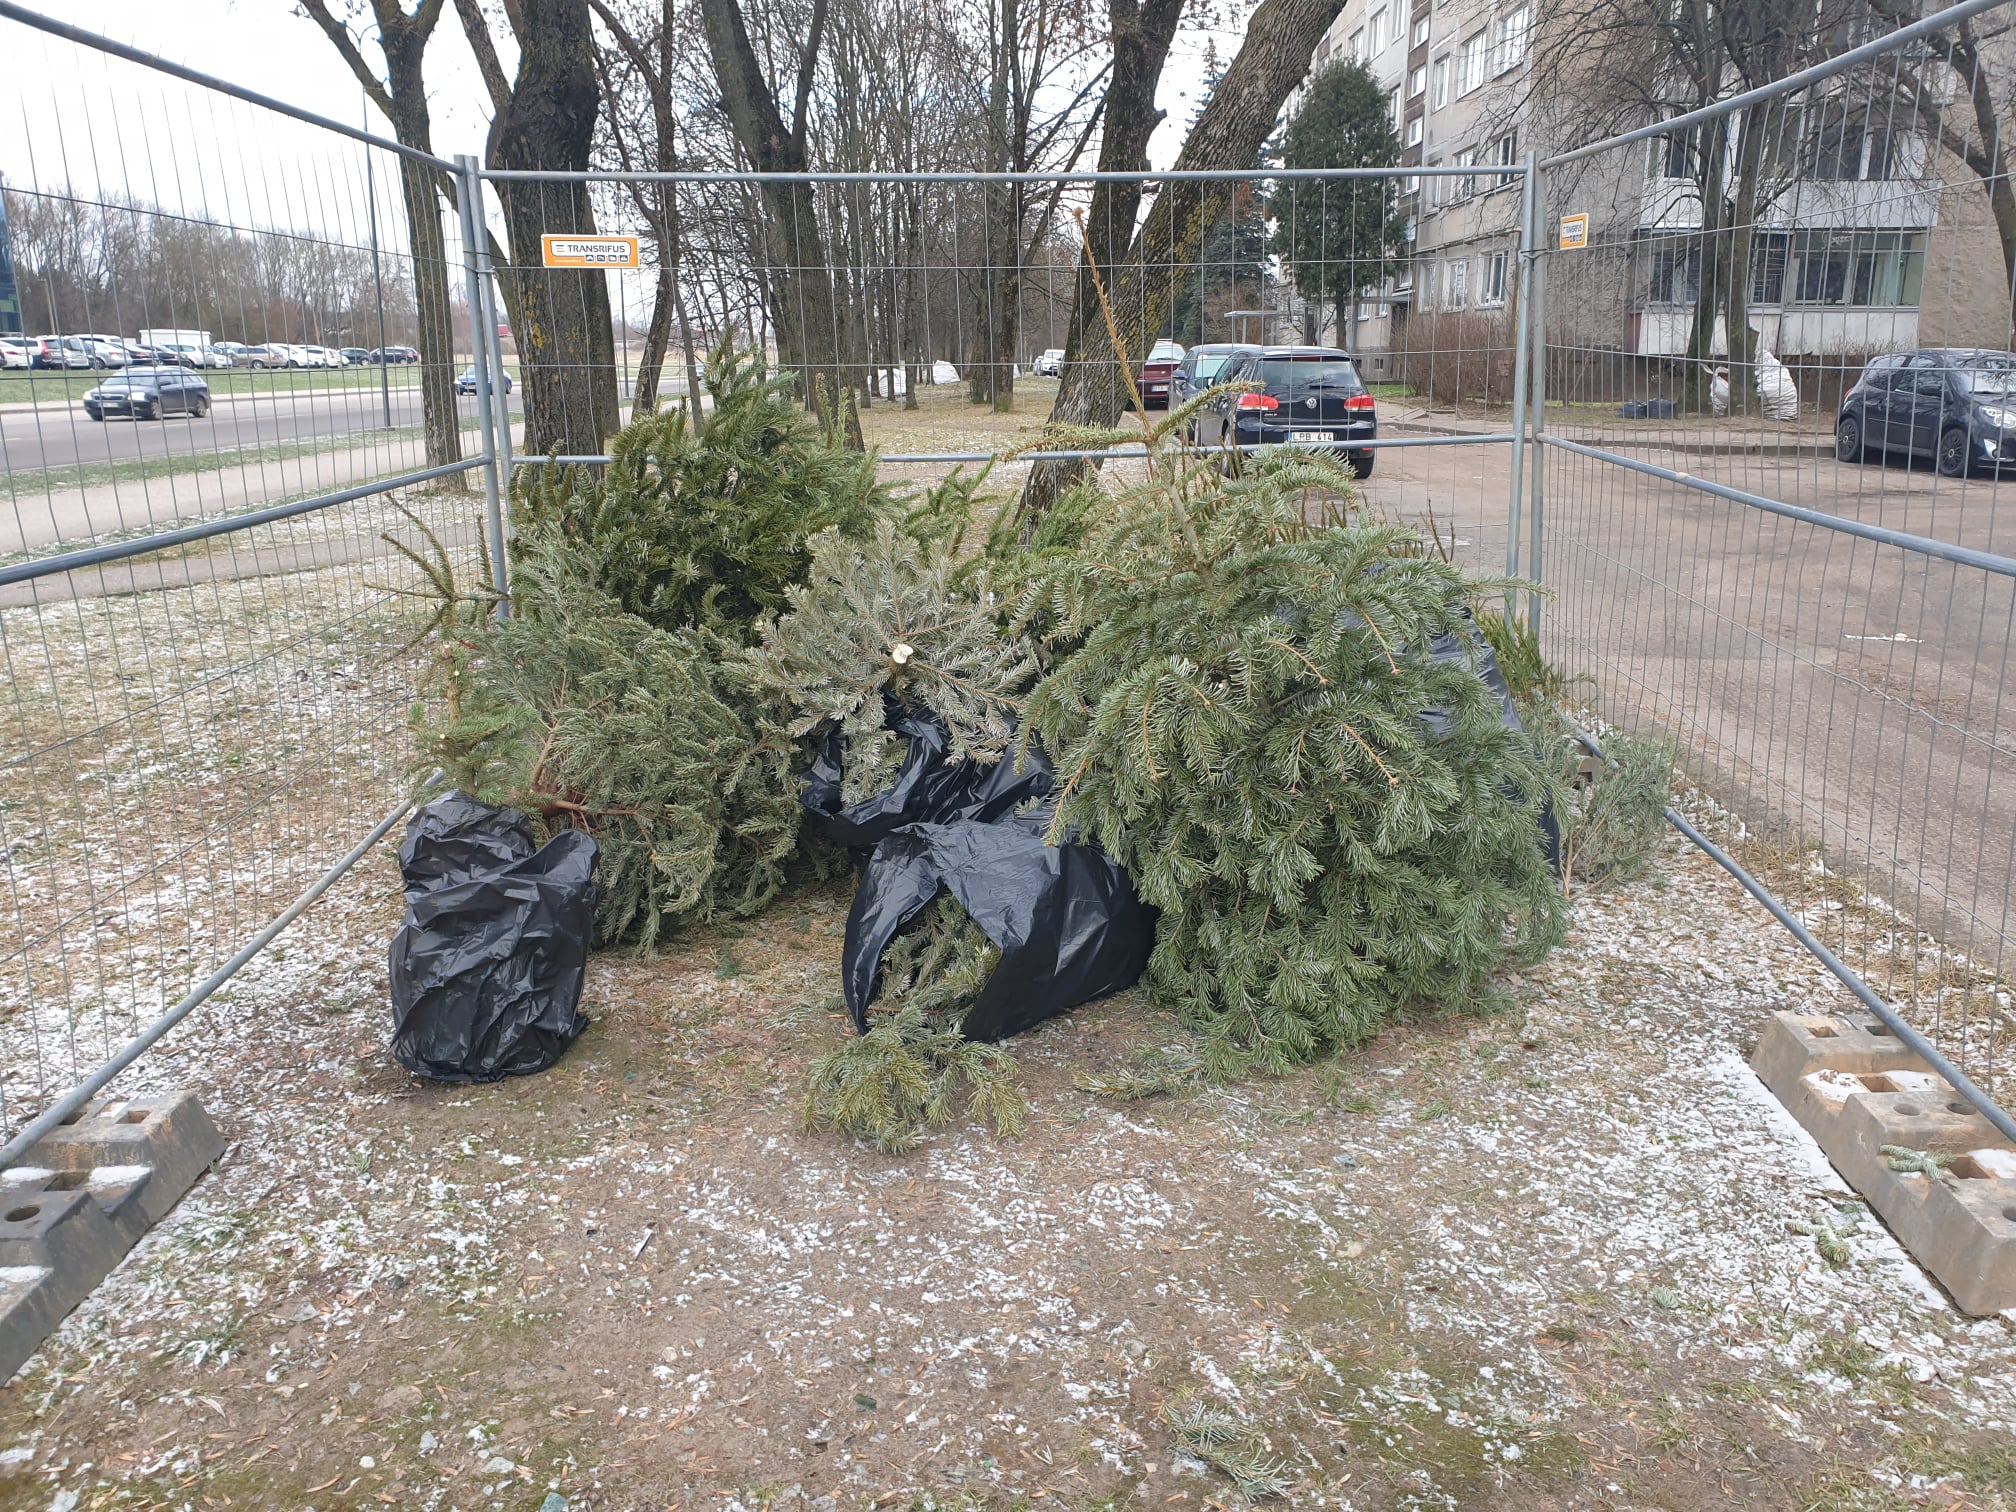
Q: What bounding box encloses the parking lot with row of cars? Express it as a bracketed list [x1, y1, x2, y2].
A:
[1, 331, 423, 373]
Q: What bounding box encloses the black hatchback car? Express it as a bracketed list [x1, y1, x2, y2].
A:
[455, 365, 512, 395]
[1192, 346, 1377, 476]
[1836, 349, 2016, 477]
[82, 367, 212, 421]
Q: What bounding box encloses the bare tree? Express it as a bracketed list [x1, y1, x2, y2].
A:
[456, 0, 624, 454]
[590, 0, 707, 420]
[1019, 0, 1347, 518]
[298, 0, 465, 469]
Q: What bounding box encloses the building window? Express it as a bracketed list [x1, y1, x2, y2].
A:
[1431, 55, 1450, 108]
[1454, 146, 1478, 198]
[1379, 301, 1392, 317]
[1350, 27, 1364, 61]
[1426, 160, 1443, 208]
[1786, 230, 1927, 306]
[1446, 258, 1469, 308]
[1413, 14, 1431, 45]
[1481, 250, 1508, 305]
[1805, 108, 1900, 181]
[1659, 125, 1700, 180]
[1409, 64, 1427, 97]
[1493, 5, 1531, 73]
[1406, 172, 1421, 193]
[1389, 86, 1402, 127]
[1494, 131, 1519, 184]
[1645, 239, 1701, 305]
[1459, 29, 1487, 95]
[1358, 301, 1374, 320]
[1370, 7, 1388, 51]
[1407, 117, 1424, 147]
[1750, 233, 1790, 303]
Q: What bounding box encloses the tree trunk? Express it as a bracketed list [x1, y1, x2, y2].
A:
[367, 13, 464, 473]
[1019, 0, 1344, 517]
[1954, 19, 2016, 347]
[1682, 117, 1729, 414]
[632, 265, 674, 419]
[1721, 101, 1770, 405]
[488, 0, 621, 455]
[700, 0, 842, 394]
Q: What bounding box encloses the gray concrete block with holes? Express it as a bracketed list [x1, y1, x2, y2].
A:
[1752, 1011, 2016, 1316]
[0, 1093, 223, 1382]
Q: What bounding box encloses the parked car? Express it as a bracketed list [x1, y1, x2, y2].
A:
[1136, 339, 1186, 409]
[194, 345, 235, 369]
[1033, 348, 1065, 377]
[1191, 346, 1377, 477]
[455, 365, 512, 395]
[243, 344, 296, 369]
[212, 341, 248, 360]
[0, 337, 36, 370]
[37, 337, 100, 370]
[339, 347, 369, 366]
[73, 335, 131, 368]
[1172, 342, 1257, 417]
[1837, 349, 2016, 478]
[368, 346, 421, 364]
[155, 342, 206, 368]
[82, 366, 212, 420]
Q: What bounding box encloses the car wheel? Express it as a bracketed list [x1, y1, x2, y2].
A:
[138, 402, 158, 421]
[193, 396, 211, 418]
[1348, 451, 1375, 479]
[1938, 427, 1973, 479]
[1835, 415, 1865, 464]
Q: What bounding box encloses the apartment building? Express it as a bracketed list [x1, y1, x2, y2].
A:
[1294, 1, 1994, 390]
[1300, 0, 1532, 381]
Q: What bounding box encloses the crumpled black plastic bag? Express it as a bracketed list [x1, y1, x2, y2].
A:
[801, 701, 1056, 855]
[388, 790, 598, 1083]
[803, 706, 1154, 1042]
[1418, 607, 1563, 873]
[842, 813, 1156, 1042]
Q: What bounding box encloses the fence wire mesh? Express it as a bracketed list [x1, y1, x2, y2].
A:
[5, 0, 2016, 1152]
[0, 17, 498, 1145]
[1534, 0, 2016, 1114]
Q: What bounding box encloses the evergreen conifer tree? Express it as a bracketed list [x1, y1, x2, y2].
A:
[1016, 450, 1567, 1074]
[511, 340, 887, 644]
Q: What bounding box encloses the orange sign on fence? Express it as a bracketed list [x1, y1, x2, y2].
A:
[540, 234, 642, 269]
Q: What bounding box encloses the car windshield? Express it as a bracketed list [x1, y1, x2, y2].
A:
[1147, 343, 1183, 362]
[1192, 355, 1236, 382]
[1254, 357, 1363, 392]
[98, 373, 161, 389]
[1956, 357, 2016, 396]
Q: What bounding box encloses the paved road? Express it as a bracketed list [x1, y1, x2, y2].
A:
[0, 383, 521, 477]
[1360, 424, 2016, 1083]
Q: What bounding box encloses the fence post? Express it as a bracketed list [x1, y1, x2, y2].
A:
[473, 217, 516, 483]
[1524, 161, 1548, 637]
[455, 153, 511, 619]
[1504, 152, 1538, 593]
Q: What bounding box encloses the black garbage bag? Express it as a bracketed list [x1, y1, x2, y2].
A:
[388, 790, 599, 1082]
[842, 814, 1156, 1042]
[801, 702, 1055, 855]
[1418, 607, 1564, 873]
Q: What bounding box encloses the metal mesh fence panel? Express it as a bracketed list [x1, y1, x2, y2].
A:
[1533, 0, 2016, 1118]
[0, 14, 500, 1148]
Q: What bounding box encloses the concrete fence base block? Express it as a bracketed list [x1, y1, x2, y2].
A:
[1752, 1011, 2016, 1316]
[0, 1093, 224, 1383]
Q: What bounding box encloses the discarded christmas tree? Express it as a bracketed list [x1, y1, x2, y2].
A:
[473, 528, 804, 949]
[1017, 449, 1567, 1075]
[511, 339, 886, 644]
[749, 514, 1040, 804]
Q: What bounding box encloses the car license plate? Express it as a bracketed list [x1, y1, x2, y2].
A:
[1290, 430, 1334, 443]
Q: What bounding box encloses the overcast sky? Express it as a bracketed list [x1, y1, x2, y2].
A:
[8, 0, 1235, 192]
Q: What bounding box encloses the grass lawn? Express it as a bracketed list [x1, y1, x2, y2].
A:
[0, 365, 451, 403]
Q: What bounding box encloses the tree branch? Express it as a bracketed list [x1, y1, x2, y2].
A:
[453, 0, 516, 114]
[298, 0, 397, 119]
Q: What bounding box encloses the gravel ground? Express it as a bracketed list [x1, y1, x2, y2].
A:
[0, 780, 2013, 1512]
